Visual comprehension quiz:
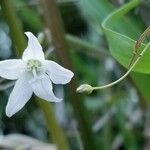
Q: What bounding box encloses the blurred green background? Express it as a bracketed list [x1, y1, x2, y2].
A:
[0, 0, 150, 150]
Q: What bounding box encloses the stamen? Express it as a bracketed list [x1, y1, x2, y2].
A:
[26, 59, 42, 77]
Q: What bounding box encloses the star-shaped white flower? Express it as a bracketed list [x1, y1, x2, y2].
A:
[0, 32, 74, 117]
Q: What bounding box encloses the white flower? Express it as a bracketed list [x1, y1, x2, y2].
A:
[0, 32, 74, 117]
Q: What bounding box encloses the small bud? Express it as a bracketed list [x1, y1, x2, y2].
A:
[76, 84, 93, 95]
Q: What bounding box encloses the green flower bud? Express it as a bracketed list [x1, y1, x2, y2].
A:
[76, 84, 93, 95]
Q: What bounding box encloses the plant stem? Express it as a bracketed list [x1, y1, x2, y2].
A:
[92, 42, 150, 90]
[0, 1, 70, 150]
[37, 100, 70, 150]
[41, 0, 98, 149]
[0, 0, 26, 57]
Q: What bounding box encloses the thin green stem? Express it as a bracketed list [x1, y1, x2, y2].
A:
[92, 42, 150, 90]
[0, 1, 70, 150]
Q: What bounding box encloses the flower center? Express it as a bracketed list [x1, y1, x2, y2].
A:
[26, 59, 42, 77]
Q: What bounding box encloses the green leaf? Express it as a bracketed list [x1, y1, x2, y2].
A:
[102, 0, 150, 74]
[100, 0, 150, 101]
[78, 0, 150, 102]
[130, 72, 150, 102]
[78, 0, 114, 33]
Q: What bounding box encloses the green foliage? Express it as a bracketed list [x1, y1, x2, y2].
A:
[1, 0, 150, 149]
[102, 0, 149, 73]
[102, 0, 150, 102]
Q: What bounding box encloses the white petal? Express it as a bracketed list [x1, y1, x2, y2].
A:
[44, 60, 74, 84]
[0, 59, 25, 80]
[30, 74, 62, 102]
[6, 73, 33, 117]
[22, 32, 45, 60]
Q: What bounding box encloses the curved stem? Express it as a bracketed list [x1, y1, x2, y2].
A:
[93, 42, 150, 90]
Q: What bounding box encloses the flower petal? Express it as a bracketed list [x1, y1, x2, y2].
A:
[22, 32, 45, 60]
[0, 59, 25, 80]
[30, 74, 62, 102]
[6, 73, 33, 117]
[44, 60, 74, 84]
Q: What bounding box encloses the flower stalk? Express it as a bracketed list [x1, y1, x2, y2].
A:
[77, 42, 150, 93]
[0, 0, 70, 150]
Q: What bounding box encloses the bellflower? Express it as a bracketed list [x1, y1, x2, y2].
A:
[0, 32, 74, 117]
